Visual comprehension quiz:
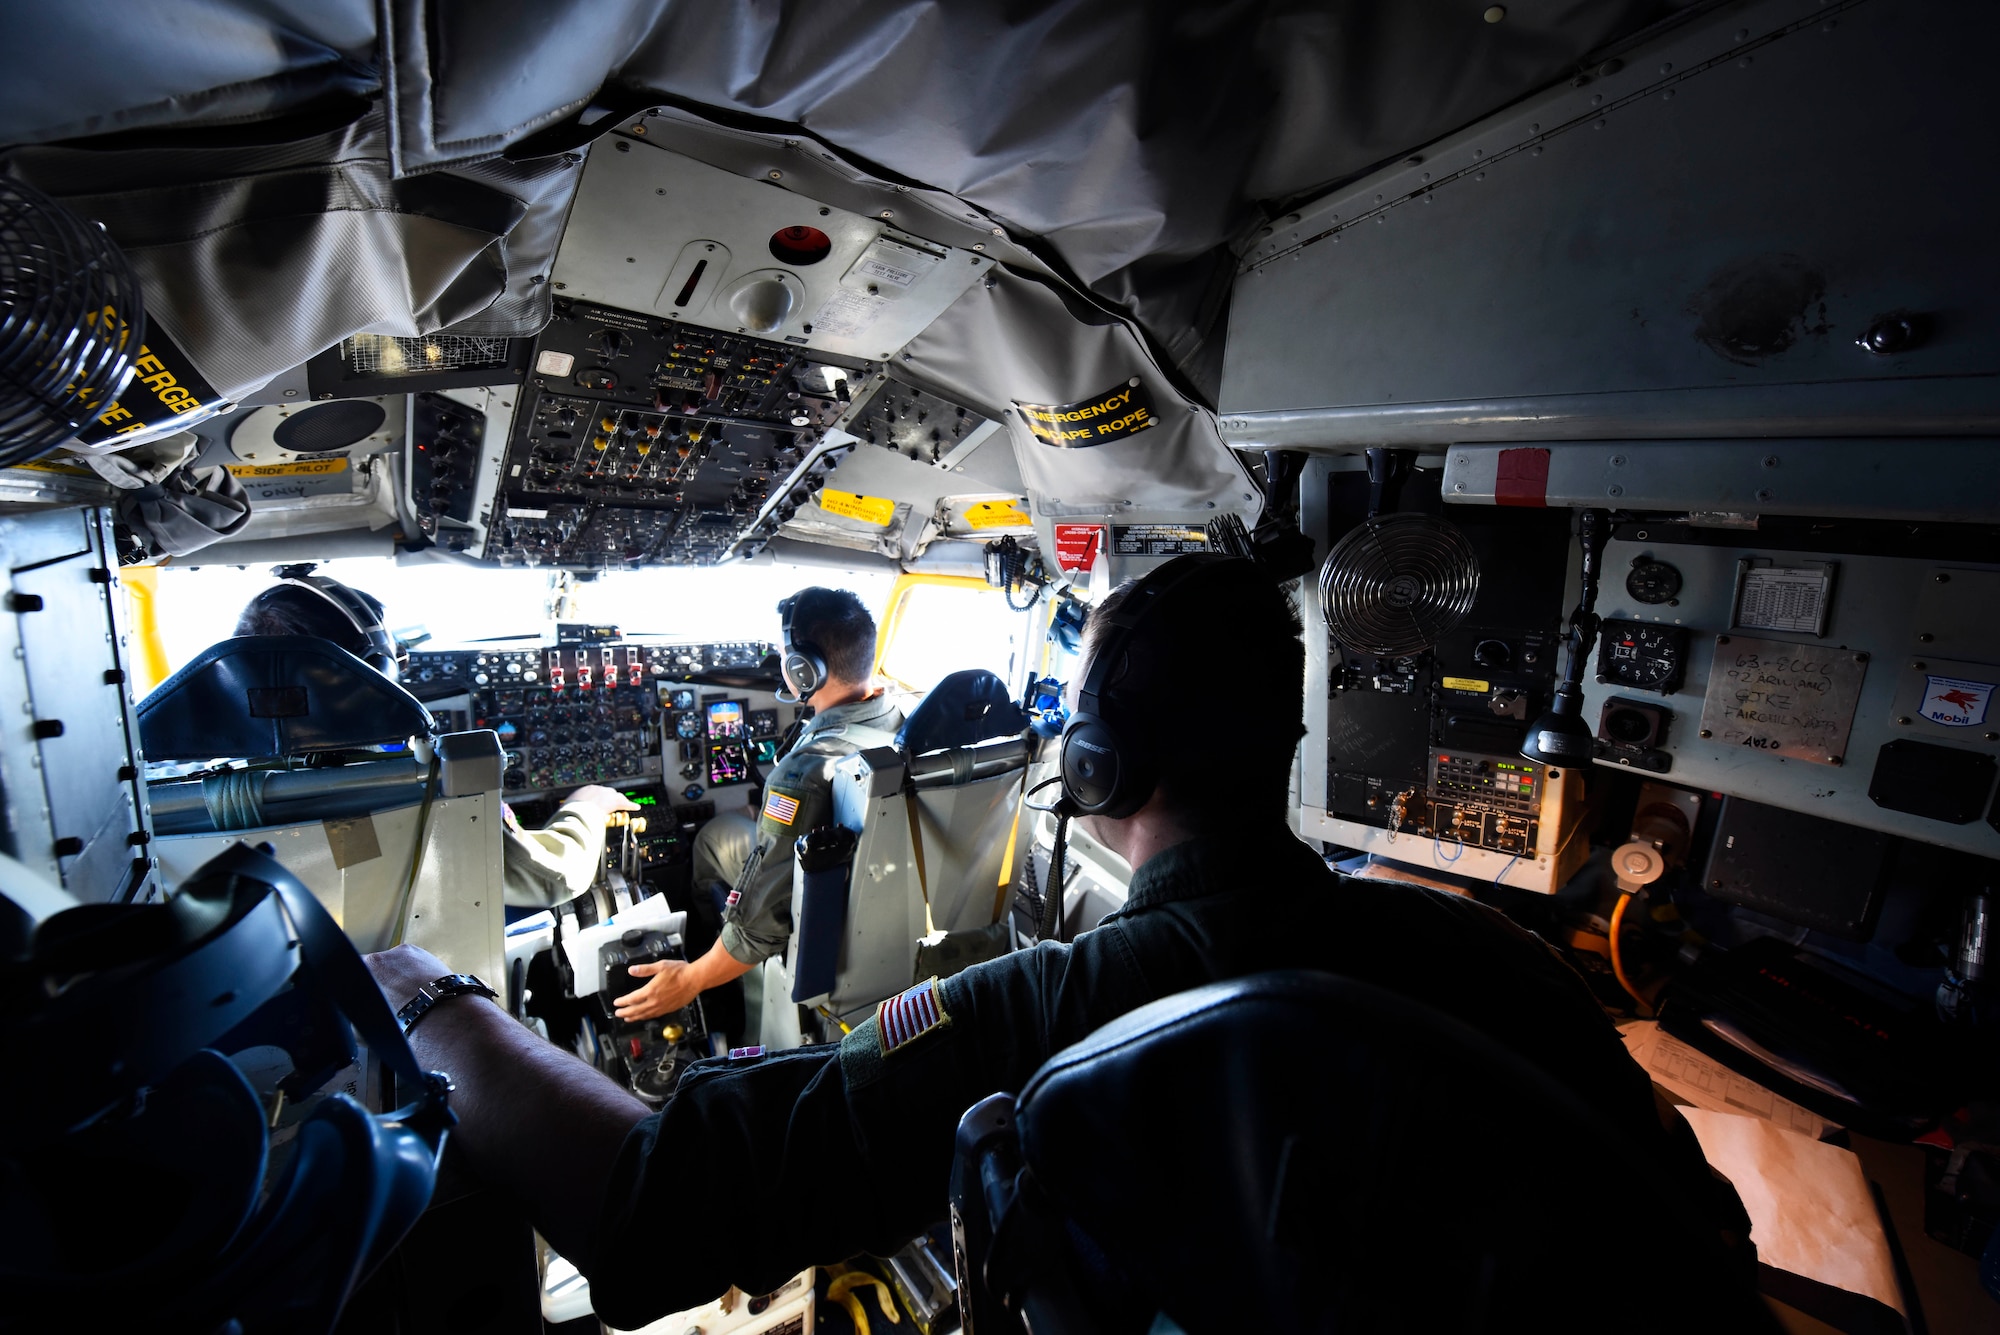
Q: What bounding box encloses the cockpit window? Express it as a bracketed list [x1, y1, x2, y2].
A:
[875, 579, 1033, 694]
[150, 559, 895, 675]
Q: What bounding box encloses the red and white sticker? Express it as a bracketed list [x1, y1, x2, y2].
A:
[1922, 676, 1993, 728]
[1053, 523, 1104, 572]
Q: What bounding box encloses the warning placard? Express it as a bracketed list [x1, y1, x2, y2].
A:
[1015, 378, 1157, 448]
[1053, 524, 1103, 572]
[962, 500, 1031, 530]
[225, 458, 350, 479]
[1112, 524, 1207, 556]
[817, 487, 896, 527]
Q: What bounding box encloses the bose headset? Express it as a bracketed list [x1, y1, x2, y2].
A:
[261, 564, 405, 680]
[775, 592, 829, 704]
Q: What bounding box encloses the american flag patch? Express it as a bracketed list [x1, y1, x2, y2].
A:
[763, 791, 802, 825]
[878, 977, 951, 1056]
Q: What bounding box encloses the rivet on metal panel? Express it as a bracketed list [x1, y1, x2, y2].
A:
[1733, 28, 1749, 42]
[1607, 485, 1623, 497]
[1594, 120, 1606, 131]
[1659, 62, 1673, 74]
[630, 124, 647, 134]
[1762, 455, 1779, 468]
[880, 211, 893, 219]
[1635, 530, 1648, 539]
[1854, 653, 1868, 663]
[1531, 146, 1542, 156]
[1476, 172, 1486, 181]
[1896, 716, 1911, 725]
[1917, 633, 1933, 643]
[1755, 489, 1773, 502]
[1591, 94, 1603, 106]
[1700, 730, 1713, 739]
[1374, 194, 1383, 203]
[1530, 123, 1541, 133]
[1936, 573, 1951, 584]
[1913, 661, 1927, 671]
[1827, 756, 1842, 766]
[1662, 90, 1675, 102]
[1454, 482, 1466, 492]
[1987, 732, 1999, 742]
[1609, 454, 1626, 467]
[1472, 149, 1483, 159]
[1738, 56, 1753, 68]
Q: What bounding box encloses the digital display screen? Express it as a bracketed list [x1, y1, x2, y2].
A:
[708, 741, 749, 786]
[706, 700, 745, 738]
[621, 789, 660, 806]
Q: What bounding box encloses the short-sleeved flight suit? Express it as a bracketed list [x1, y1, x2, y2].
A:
[716, 693, 905, 967]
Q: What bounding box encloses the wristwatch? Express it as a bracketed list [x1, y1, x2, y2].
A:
[395, 973, 497, 1036]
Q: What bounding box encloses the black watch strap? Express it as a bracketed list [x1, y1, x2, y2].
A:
[396, 973, 497, 1036]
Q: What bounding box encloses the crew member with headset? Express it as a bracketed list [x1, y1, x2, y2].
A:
[362, 555, 1749, 1324]
[611, 587, 904, 1024]
[235, 570, 637, 905]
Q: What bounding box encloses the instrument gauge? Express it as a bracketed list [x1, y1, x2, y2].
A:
[1595, 620, 1689, 694]
[1625, 558, 1683, 606]
[675, 713, 703, 740]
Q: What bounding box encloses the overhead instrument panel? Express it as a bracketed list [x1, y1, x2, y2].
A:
[488, 299, 873, 566]
[549, 129, 992, 361]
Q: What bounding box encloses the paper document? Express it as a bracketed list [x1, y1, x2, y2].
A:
[1678, 1108, 1903, 1318]
[1619, 1021, 1835, 1140]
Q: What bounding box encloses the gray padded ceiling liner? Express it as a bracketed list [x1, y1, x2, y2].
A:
[2, 1, 1692, 393]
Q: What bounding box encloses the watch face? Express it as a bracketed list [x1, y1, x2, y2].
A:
[1596, 620, 1688, 692]
[1626, 559, 1683, 605]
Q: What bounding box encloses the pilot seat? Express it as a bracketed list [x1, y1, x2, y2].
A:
[137, 634, 507, 982]
[762, 668, 1031, 1046]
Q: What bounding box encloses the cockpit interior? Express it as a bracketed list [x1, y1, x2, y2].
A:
[3, 2, 1997, 1332]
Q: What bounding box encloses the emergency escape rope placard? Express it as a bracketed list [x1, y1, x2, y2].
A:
[1015, 378, 1156, 448]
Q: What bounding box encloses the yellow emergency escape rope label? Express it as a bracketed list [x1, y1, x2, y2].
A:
[1442, 677, 1491, 693]
[224, 458, 350, 479]
[818, 487, 895, 526]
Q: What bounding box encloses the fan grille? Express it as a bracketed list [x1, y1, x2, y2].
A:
[0, 178, 145, 467]
[1319, 513, 1481, 657]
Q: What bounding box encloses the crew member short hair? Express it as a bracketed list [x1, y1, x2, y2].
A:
[235, 583, 385, 659]
[1079, 567, 1306, 825]
[787, 587, 877, 685]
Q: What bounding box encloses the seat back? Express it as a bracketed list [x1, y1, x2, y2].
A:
[770, 672, 1031, 1037]
[952, 971, 1774, 1335]
[138, 635, 432, 761]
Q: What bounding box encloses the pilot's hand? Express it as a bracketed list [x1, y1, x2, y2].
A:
[364, 942, 452, 1009]
[564, 784, 642, 818]
[615, 959, 700, 1021]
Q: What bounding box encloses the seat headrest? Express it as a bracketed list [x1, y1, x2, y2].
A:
[894, 669, 1027, 754]
[137, 636, 433, 761]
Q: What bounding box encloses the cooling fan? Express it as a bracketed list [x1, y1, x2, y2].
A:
[1319, 512, 1481, 657]
[0, 177, 144, 467]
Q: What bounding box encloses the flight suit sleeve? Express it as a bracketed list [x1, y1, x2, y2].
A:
[588, 946, 1082, 1327]
[500, 801, 607, 907]
[716, 757, 832, 965]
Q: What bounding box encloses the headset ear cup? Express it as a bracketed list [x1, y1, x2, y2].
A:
[1060, 714, 1126, 816]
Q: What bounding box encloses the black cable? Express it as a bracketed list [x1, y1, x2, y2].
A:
[1040, 810, 1070, 944]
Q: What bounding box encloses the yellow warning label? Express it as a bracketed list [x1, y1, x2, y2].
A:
[962, 500, 1031, 530]
[1442, 677, 1491, 693]
[225, 458, 350, 479]
[11, 459, 95, 476]
[818, 487, 895, 526]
